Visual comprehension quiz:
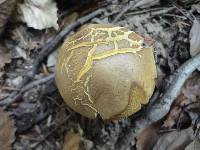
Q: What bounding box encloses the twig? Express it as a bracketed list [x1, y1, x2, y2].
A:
[21, 74, 54, 93]
[17, 111, 51, 134]
[0, 74, 54, 106]
[115, 52, 200, 150]
[161, 14, 187, 20]
[112, 1, 137, 23]
[125, 7, 175, 16]
[0, 9, 104, 106]
[112, 0, 160, 23]
[173, 5, 194, 23]
[32, 114, 73, 149]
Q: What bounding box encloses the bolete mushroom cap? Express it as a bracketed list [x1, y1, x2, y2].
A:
[55, 24, 157, 120]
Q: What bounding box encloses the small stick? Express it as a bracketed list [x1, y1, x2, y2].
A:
[125, 7, 174, 16]
[32, 114, 72, 149]
[112, 0, 160, 23]
[0, 74, 54, 106]
[21, 74, 54, 93]
[112, 2, 136, 23]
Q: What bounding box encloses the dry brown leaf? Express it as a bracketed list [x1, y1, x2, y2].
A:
[189, 19, 200, 71]
[136, 121, 161, 150]
[0, 108, 16, 150]
[153, 127, 193, 150]
[0, 45, 11, 71]
[63, 130, 81, 150]
[155, 66, 166, 89]
[163, 73, 200, 129]
[0, 0, 16, 35]
[185, 139, 200, 150]
[60, 12, 79, 30]
[19, 0, 58, 30]
[163, 106, 182, 129]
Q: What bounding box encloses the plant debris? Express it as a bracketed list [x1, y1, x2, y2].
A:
[0, 109, 16, 150]
[63, 129, 82, 150]
[18, 0, 58, 30]
[0, 45, 11, 76]
[190, 19, 200, 57]
[0, 0, 16, 35]
[185, 139, 200, 150]
[154, 127, 194, 150]
[163, 72, 200, 129]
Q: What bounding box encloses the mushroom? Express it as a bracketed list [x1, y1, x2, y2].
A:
[55, 24, 157, 120]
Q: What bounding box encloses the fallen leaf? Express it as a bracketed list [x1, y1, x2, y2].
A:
[192, 4, 200, 14]
[0, 45, 11, 70]
[60, 12, 79, 30]
[0, 108, 16, 150]
[185, 139, 200, 150]
[153, 127, 194, 150]
[0, 0, 17, 35]
[0, 71, 4, 78]
[82, 139, 94, 150]
[189, 19, 200, 63]
[11, 76, 23, 87]
[47, 50, 58, 68]
[15, 46, 27, 60]
[136, 121, 162, 150]
[63, 130, 81, 150]
[163, 106, 182, 129]
[185, 102, 200, 130]
[0, 0, 7, 5]
[155, 66, 166, 89]
[134, 0, 159, 8]
[19, 0, 58, 30]
[11, 25, 40, 52]
[163, 73, 200, 129]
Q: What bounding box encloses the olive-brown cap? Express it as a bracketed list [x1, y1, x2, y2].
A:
[55, 24, 157, 120]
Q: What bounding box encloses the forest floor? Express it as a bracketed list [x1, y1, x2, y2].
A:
[0, 0, 200, 150]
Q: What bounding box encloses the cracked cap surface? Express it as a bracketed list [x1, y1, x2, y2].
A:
[55, 24, 157, 120]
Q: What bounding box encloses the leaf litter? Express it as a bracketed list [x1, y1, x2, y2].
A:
[0, 109, 16, 150]
[137, 72, 200, 150]
[18, 0, 58, 30]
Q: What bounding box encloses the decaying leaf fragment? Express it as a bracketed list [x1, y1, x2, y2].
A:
[0, 45, 11, 75]
[0, 0, 16, 35]
[185, 139, 200, 150]
[189, 19, 200, 71]
[153, 127, 194, 150]
[136, 122, 161, 150]
[0, 109, 16, 150]
[63, 130, 81, 150]
[19, 0, 58, 30]
[163, 73, 200, 129]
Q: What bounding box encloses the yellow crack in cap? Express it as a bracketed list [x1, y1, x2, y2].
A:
[55, 24, 157, 120]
